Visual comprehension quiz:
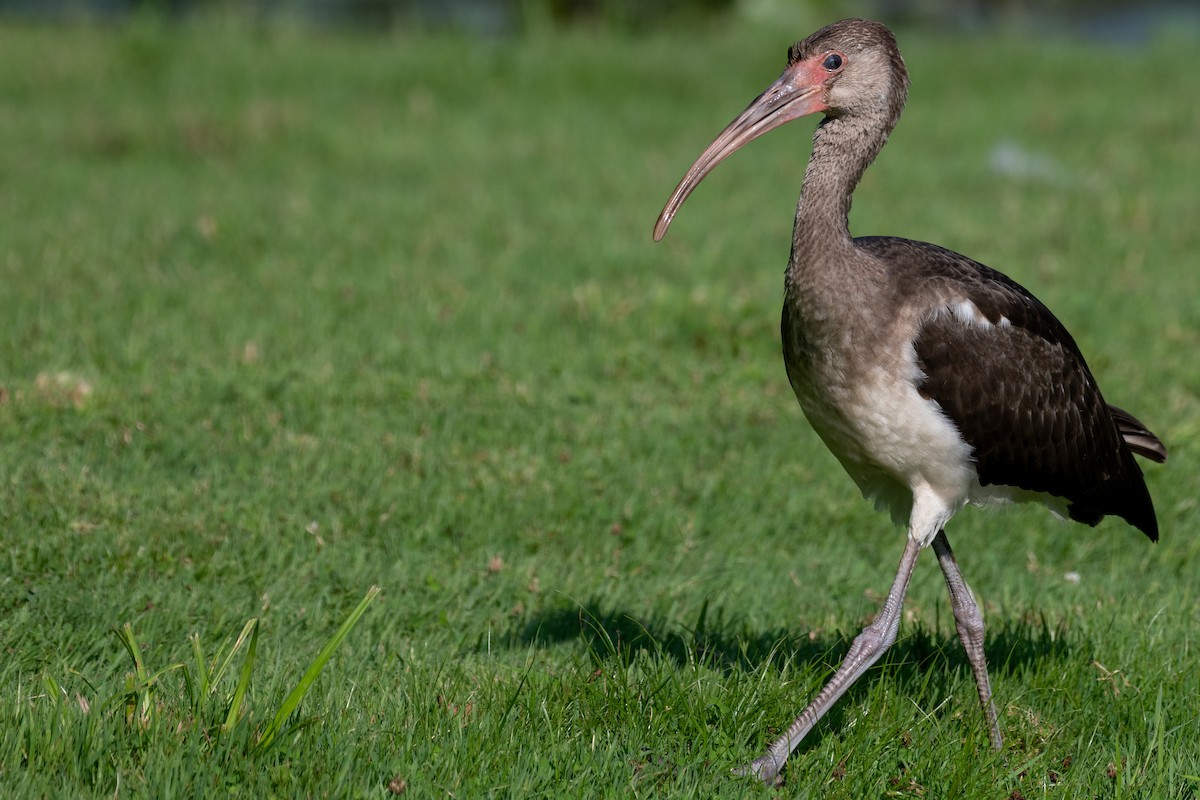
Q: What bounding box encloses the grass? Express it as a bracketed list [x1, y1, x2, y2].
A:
[1, 11, 1199, 798]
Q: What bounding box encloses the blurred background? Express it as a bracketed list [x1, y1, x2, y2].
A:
[2, 0, 1200, 40]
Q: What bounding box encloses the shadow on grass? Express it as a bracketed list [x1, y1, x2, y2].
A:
[486, 599, 1073, 761]
[502, 598, 1071, 678]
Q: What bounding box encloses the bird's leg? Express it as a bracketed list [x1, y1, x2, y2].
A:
[741, 536, 922, 786]
[931, 530, 1002, 750]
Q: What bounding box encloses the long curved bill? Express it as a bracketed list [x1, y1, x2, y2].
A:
[652, 60, 829, 241]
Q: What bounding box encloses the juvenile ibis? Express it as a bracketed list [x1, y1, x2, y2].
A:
[653, 18, 1167, 784]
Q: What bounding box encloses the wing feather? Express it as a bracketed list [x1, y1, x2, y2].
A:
[856, 237, 1161, 540]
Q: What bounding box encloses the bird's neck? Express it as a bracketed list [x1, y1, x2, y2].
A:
[790, 114, 892, 270]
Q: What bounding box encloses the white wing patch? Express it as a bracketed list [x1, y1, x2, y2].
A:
[943, 298, 1010, 330]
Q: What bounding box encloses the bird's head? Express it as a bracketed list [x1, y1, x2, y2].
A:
[653, 19, 909, 241]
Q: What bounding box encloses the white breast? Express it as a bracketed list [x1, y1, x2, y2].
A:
[791, 338, 978, 546]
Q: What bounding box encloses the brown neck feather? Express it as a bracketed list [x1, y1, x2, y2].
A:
[791, 53, 908, 266]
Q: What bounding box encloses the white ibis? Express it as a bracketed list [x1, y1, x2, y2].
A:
[653, 18, 1167, 785]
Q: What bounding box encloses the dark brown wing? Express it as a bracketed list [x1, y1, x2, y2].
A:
[858, 237, 1161, 541]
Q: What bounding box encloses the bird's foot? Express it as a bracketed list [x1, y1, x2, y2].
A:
[732, 752, 785, 787]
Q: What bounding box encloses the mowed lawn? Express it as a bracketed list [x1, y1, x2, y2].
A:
[1, 12, 1198, 798]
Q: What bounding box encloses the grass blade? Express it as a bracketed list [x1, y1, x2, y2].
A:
[114, 623, 151, 727]
[221, 618, 259, 733]
[255, 585, 380, 753]
[211, 619, 258, 690]
[189, 633, 209, 697]
[114, 623, 148, 684]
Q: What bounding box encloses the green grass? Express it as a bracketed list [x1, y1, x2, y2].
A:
[2, 12, 1199, 798]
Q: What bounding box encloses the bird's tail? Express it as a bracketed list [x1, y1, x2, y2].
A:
[1109, 405, 1168, 463]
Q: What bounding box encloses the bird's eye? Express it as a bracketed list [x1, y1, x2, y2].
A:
[822, 53, 844, 71]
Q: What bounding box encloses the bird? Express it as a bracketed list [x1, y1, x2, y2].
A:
[652, 18, 1167, 785]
